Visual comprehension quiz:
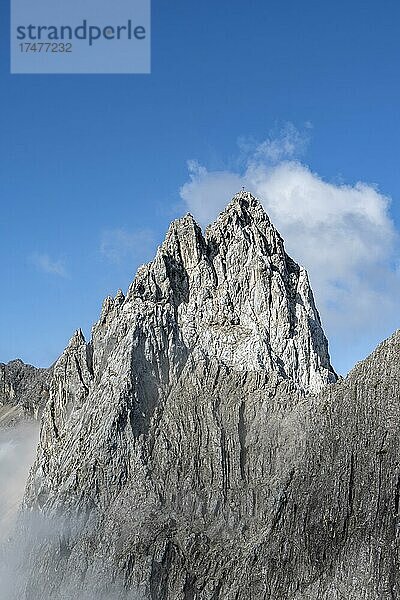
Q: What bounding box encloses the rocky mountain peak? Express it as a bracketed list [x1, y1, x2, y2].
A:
[210, 189, 271, 228]
[62, 193, 337, 417]
[25, 194, 337, 503]
[6, 193, 400, 600]
[124, 192, 335, 394]
[23, 191, 400, 600]
[161, 192, 274, 273]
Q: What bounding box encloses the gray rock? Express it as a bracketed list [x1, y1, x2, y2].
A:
[0, 359, 51, 424]
[12, 192, 400, 599]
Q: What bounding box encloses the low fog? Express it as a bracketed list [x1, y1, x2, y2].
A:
[0, 419, 141, 600]
[0, 420, 39, 542]
[0, 419, 39, 599]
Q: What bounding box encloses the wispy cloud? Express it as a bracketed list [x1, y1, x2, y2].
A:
[30, 253, 67, 277]
[239, 121, 311, 163]
[100, 228, 156, 265]
[180, 124, 400, 374]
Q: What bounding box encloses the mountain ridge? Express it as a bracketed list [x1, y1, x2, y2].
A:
[0, 359, 51, 424]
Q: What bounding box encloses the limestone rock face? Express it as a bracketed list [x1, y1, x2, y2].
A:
[13, 191, 381, 600]
[24, 192, 336, 506]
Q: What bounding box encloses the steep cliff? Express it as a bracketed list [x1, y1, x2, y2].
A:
[10, 192, 399, 599]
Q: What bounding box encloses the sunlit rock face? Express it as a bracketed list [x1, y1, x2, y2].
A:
[13, 193, 400, 599]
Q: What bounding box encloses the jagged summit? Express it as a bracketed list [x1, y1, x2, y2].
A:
[164, 191, 272, 249]
[160, 191, 269, 265]
[38, 192, 334, 407]
[124, 192, 336, 393]
[205, 192, 276, 258]
[64, 193, 337, 403]
[212, 189, 271, 225]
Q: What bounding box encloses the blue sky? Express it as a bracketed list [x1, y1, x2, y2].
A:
[1, 0, 400, 375]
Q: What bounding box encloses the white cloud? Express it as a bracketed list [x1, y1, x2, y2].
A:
[180, 161, 242, 227]
[31, 253, 67, 277]
[100, 228, 156, 265]
[179, 129, 400, 374]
